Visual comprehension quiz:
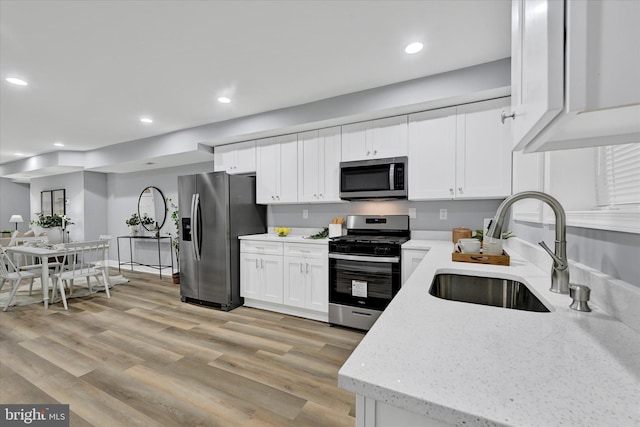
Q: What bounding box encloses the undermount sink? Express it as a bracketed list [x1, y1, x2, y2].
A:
[429, 273, 550, 313]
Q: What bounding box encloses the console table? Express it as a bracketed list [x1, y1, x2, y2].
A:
[117, 235, 173, 278]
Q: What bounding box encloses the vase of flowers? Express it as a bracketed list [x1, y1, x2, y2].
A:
[126, 213, 141, 236]
[140, 214, 155, 236]
[31, 212, 73, 244]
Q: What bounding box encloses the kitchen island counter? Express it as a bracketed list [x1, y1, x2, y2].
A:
[339, 239, 640, 426]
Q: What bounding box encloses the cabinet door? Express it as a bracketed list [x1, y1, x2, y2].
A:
[371, 115, 408, 159]
[240, 252, 261, 299]
[408, 107, 457, 200]
[402, 250, 428, 285]
[283, 256, 306, 308]
[456, 101, 512, 198]
[305, 257, 328, 313]
[256, 137, 279, 204]
[214, 144, 236, 173]
[319, 126, 342, 202]
[341, 121, 371, 162]
[298, 130, 321, 203]
[234, 140, 256, 174]
[511, 0, 564, 150]
[276, 134, 298, 203]
[261, 254, 283, 304]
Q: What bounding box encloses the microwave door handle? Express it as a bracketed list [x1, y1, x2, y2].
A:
[389, 164, 395, 190]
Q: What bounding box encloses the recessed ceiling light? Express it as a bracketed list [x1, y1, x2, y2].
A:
[218, 97, 231, 104]
[404, 42, 424, 54]
[14, 152, 25, 156]
[6, 77, 28, 86]
[54, 142, 64, 147]
[140, 117, 153, 124]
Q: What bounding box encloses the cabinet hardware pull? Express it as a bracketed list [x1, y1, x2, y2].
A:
[306, 263, 310, 274]
[255, 259, 259, 269]
[300, 263, 304, 273]
[501, 110, 516, 124]
[261, 259, 264, 269]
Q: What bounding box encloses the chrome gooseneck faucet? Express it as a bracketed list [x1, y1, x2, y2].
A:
[487, 191, 569, 294]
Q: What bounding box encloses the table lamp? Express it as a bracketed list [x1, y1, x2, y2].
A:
[9, 214, 24, 231]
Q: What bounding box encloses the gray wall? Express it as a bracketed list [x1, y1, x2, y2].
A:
[510, 220, 640, 287]
[106, 162, 214, 265]
[0, 178, 30, 232]
[269, 199, 503, 234]
[30, 171, 87, 242]
[84, 172, 109, 240]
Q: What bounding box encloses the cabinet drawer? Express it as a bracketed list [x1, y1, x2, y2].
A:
[284, 243, 327, 258]
[240, 240, 283, 255]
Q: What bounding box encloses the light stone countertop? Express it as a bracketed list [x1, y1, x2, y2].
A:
[339, 240, 640, 426]
[238, 233, 329, 245]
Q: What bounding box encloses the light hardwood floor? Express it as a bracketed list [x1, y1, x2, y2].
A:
[0, 268, 364, 426]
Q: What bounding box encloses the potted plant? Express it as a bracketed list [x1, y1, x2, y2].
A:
[31, 212, 73, 243]
[125, 213, 141, 235]
[166, 198, 180, 284]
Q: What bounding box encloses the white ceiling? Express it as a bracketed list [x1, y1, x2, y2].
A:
[0, 0, 511, 165]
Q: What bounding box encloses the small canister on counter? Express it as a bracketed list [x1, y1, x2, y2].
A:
[452, 226, 472, 243]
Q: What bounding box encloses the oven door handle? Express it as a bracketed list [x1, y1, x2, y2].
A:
[329, 253, 400, 263]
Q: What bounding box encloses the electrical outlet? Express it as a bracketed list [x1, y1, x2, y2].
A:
[302, 209, 308, 219]
[439, 209, 447, 220]
[408, 208, 416, 219]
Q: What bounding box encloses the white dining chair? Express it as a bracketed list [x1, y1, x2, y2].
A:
[51, 240, 110, 310]
[0, 247, 36, 311]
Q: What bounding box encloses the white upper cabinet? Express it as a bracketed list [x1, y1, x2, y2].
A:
[408, 107, 457, 200]
[214, 140, 256, 174]
[456, 100, 512, 198]
[256, 134, 298, 204]
[510, 0, 640, 152]
[342, 115, 408, 162]
[408, 98, 511, 200]
[298, 127, 342, 203]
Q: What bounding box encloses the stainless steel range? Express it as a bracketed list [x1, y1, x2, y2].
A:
[328, 215, 410, 330]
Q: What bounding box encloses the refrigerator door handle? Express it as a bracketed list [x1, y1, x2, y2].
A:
[191, 193, 202, 261]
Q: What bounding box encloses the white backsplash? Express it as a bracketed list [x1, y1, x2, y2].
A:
[506, 237, 640, 334]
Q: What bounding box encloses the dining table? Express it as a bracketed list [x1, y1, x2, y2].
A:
[5, 244, 111, 309]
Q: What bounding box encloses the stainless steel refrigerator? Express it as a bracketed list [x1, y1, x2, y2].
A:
[178, 172, 266, 310]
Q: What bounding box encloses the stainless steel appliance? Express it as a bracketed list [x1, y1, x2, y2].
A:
[178, 172, 266, 310]
[339, 156, 407, 200]
[329, 215, 410, 330]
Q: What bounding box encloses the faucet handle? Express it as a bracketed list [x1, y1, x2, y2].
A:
[569, 284, 592, 312]
[538, 241, 568, 270]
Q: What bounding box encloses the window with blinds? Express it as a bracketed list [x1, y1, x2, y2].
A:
[596, 143, 640, 208]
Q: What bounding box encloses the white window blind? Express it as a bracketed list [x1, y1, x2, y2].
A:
[596, 143, 640, 207]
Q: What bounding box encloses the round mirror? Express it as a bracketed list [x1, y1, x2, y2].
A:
[138, 186, 167, 231]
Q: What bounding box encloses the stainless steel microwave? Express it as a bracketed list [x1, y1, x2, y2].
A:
[339, 157, 408, 200]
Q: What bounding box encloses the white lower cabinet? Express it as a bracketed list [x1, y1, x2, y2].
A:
[240, 241, 283, 304]
[240, 239, 328, 322]
[357, 395, 453, 427]
[283, 244, 328, 313]
[401, 249, 429, 285]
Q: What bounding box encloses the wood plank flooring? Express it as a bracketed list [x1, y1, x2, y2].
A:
[0, 268, 364, 426]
